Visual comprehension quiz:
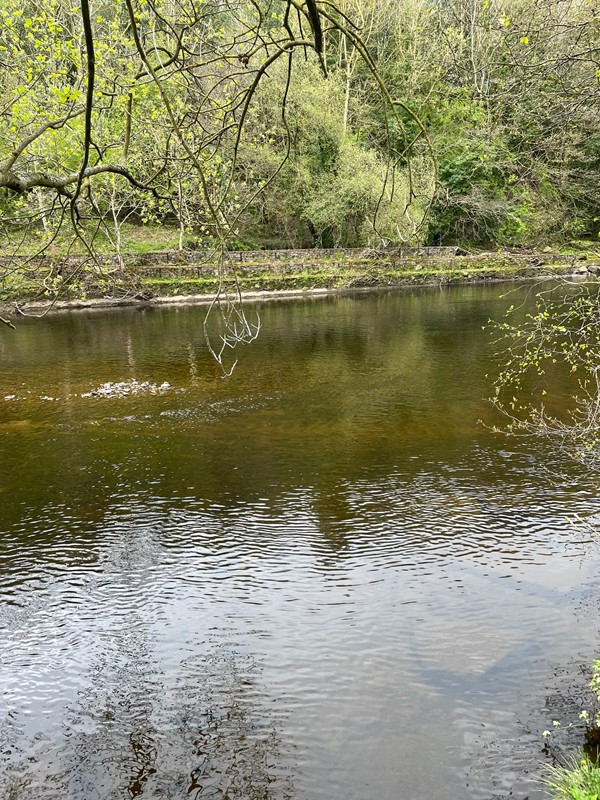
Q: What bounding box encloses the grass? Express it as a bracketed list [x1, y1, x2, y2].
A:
[544, 757, 600, 800]
[3, 222, 596, 261]
[1, 259, 576, 303]
[0, 222, 183, 257]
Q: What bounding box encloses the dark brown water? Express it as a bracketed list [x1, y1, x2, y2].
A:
[1, 285, 599, 800]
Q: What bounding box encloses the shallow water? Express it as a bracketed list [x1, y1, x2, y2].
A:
[1, 285, 599, 800]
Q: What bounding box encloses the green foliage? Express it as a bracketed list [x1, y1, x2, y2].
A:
[543, 662, 600, 800]
[0, 0, 599, 263]
[545, 758, 600, 800]
[236, 59, 433, 247]
[591, 660, 600, 724]
[489, 279, 600, 473]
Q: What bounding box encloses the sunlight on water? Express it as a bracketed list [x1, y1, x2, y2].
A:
[1, 285, 599, 800]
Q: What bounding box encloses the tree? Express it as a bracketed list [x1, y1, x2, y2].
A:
[0, 0, 436, 369]
[0, 3, 433, 255]
[491, 278, 600, 474]
[235, 59, 434, 248]
[484, 0, 600, 468]
[419, 0, 600, 245]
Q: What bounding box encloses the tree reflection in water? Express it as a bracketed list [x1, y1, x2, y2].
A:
[2, 636, 294, 800]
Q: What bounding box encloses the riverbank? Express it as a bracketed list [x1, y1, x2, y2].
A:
[1, 245, 598, 315]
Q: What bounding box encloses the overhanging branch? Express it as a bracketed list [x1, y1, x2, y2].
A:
[0, 163, 166, 199]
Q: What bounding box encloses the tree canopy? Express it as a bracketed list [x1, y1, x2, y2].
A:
[0, 0, 598, 354]
[1, 0, 597, 259]
[0, 0, 436, 254]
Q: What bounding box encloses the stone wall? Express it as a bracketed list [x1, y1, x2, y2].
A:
[0, 245, 575, 283]
[0, 244, 466, 272]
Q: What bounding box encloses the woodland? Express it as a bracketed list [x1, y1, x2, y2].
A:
[0, 0, 598, 265]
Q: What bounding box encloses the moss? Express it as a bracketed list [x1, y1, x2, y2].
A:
[1, 250, 578, 306]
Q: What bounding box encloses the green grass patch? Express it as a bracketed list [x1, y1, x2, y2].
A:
[0, 223, 182, 258]
[544, 757, 600, 800]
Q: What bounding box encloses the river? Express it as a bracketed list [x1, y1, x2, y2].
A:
[1, 284, 599, 800]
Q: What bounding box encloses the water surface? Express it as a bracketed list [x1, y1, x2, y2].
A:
[1, 285, 599, 800]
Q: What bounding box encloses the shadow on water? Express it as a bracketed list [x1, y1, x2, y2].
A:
[1, 622, 294, 800]
[1, 284, 600, 800]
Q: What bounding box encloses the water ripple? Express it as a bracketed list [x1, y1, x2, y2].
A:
[2, 289, 600, 800]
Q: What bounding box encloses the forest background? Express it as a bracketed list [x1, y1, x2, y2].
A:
[0, 0, 598, 266]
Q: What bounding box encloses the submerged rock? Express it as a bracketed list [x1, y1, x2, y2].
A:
[81, 380, 171, 398]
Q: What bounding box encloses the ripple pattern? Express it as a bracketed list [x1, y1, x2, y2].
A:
[1, 288, 600, 800]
